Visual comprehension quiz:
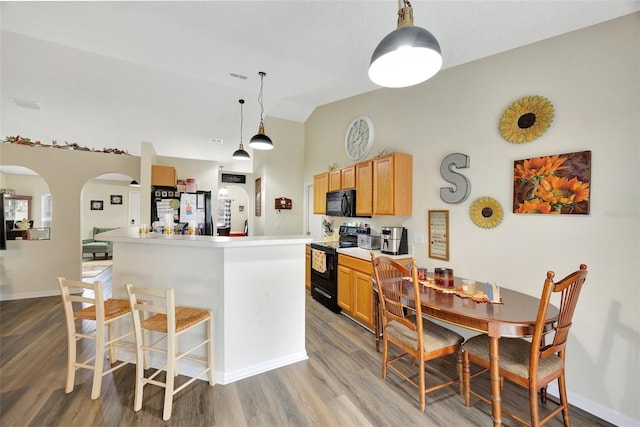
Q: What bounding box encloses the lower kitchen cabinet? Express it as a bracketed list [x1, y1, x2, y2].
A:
[338, 253, 413, 332]
[337, 254, 374, 330]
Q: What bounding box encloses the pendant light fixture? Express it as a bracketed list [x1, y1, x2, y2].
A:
[248, 71, 274, 150]
[368, 0, 442, 88]
[232, 99, 250, 160]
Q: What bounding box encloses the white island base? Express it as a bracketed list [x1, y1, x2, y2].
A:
[105, 230, 310, 385]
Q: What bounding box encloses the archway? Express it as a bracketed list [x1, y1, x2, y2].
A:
[80, 173, 137, 280]
[217, 185, 250, 236]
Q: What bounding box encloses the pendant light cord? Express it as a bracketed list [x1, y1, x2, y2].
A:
[258, 71, 266, 125]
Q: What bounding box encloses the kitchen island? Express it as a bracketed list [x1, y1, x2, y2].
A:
[98, 228, 311, 385]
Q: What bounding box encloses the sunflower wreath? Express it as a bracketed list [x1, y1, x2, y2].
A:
[470, 197, 504, 229]
[498, 95, 554, 144]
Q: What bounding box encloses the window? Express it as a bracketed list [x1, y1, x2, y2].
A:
[41, 194, 52, 228]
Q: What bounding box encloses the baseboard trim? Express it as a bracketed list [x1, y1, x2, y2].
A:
[0, 289, 60, 301]
[547, 384, 638, 427]
[219, 351, 309, 385]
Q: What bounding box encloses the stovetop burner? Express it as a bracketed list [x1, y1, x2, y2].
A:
[311, 225, 369, 252]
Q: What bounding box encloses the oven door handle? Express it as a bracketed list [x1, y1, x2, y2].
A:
[314, 287, 333, 300]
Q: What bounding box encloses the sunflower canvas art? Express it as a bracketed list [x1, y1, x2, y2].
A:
[513, 150, 591, 215]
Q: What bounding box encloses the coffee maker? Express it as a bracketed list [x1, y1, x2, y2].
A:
[380, 226, 408, 255]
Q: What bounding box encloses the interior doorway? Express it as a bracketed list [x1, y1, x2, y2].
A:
[217, 185, 249, 235]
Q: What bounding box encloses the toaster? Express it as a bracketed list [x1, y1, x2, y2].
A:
[357, 234, 381, 250]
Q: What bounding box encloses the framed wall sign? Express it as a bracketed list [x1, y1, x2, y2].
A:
[90, 200, 103, 211]
[110, 194, 123, 205]
[428, 210, 449, 261]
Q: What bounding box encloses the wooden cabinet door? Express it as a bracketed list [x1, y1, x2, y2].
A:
[355, 160, 372, 216]
[373, 155, 394, 215]
[328, 170, 342, 191]
[353, 270, 374, 329]
[313, 173, 329, 214]
[341, 166, 356, 189]
[337, 265, 353, 312]
[151, 165, 177, 187]
[373, 153, 412, 216]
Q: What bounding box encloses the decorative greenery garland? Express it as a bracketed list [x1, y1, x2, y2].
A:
[2, 135, 130, 155]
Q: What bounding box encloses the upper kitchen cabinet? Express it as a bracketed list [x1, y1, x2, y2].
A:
[151, 165, 177, 187]
[328, 169, 341, 191]
[341, 165, 356, 189]
[373, 153, 412, 216]
[313, 172, 329, 214]
[355, 161, 373, 216]
[329, 166, 356, 191]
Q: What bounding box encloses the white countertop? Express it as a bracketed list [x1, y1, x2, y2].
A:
[97, 227, 312, 248]
[337, 247, 413, 261]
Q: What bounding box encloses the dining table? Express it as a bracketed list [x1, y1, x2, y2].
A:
[373, 274, 559, 427]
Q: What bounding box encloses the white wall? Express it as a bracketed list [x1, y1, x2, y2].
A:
[0, 143, 140, 298]
[304, 14, 639, 426]
[253, 117, 305, 236]
[82, 179, 134, 238]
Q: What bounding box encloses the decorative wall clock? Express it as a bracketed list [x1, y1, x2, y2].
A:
[499, 95, 554, 144]
[344, 115, 374, 161]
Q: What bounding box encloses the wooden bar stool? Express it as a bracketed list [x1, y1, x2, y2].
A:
[57, 277, 134, 399]
[125, 284, 215, 421]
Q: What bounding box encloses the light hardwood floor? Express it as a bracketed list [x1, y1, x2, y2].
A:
[0, 269, 614, 426]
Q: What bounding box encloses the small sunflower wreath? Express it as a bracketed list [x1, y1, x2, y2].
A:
[499, 95, 554, 144]
[470, 197, 504, 229]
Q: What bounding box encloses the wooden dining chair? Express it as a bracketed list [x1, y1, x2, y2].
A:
[57, 277, 134, 399]
[370, 254, 464, 412]
[462, 264, 588, 427]
[125, 284, 215, 421]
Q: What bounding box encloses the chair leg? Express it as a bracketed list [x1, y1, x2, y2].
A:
[133, 344, 144, 412]
[558, 375, 571, 426]
[65, 331, 77, 394]
[207, 314, 215, 386]
[381, 336, 388, 379]
[91, 321, 106, 400]
[529, 383, 540, 427]
[418, 355, 426, 412]
[107, 323, 116, 363]
[163, 335, 176, 421]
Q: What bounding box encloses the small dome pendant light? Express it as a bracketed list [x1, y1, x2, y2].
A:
[232, 99, 250, 160]
[369, 0, 442, 88]
[248, 71, 274, 150]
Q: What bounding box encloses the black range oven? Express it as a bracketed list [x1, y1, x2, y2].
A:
[310, 225, 370, 313]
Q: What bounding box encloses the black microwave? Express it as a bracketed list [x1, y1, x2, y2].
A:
[326, 189, 362, 217]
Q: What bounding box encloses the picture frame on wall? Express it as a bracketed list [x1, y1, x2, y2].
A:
[110, 194, 123, 205]
[428, 210, 449, 261]
[255, 178, 262, 217]
[91, 200, 103, 211]
[513, 150, 591, 215]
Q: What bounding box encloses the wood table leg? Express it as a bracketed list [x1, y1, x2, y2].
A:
[489, 325, 502, 426]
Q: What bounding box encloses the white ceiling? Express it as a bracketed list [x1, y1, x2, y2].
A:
[1, 1, 638, 169]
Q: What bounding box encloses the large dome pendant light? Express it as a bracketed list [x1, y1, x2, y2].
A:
[368, 0, 442, 88]
[232, 99, 250, 160]
[248, 71, 274, 150]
